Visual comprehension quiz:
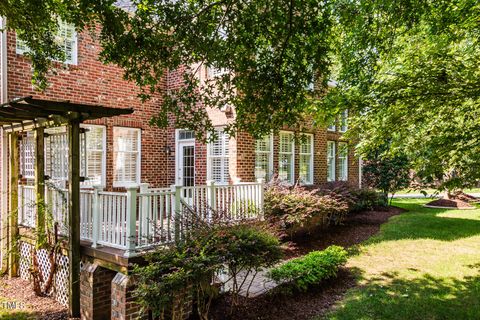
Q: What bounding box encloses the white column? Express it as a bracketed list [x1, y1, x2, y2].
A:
[206, 180, 216, 222]
[91, 185, 102, 248]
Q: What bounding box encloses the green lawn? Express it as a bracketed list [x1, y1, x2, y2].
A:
[323, 199, 480, 320]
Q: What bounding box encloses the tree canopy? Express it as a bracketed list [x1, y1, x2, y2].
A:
[2, 0, 480, 189]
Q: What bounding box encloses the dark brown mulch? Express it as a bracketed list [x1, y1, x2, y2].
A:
[426, 198, 473, 208]
[284, 206, 405, 259]
[0, 276, 67, 320]
[208, 206, 404, 320]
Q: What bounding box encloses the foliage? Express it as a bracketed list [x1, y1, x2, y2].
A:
[268, 245, 347, 291]
[0, 0, 342, 140]
[328, 1, 480, 193]
[319, 182, 386, 211]
[133, 221, 283, 319]
[264, 183, 349, 237]
[362, 151, 411, 204]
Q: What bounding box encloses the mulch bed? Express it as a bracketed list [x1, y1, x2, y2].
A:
[0, 276, 67, 320]
[426, 198, 474, 209]
[208, 206, 404, 320]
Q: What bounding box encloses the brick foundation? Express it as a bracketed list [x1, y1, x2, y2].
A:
[80, 262, 117, 320]
[111, 272, 146, 320]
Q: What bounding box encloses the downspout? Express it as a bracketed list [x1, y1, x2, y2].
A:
[358, 156, 363, 189]
[0, 16, 9, 272]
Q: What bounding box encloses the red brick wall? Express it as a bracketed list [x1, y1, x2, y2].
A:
[5, 30, 171, 189]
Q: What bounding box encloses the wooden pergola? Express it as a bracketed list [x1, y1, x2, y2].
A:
[0, 96, 133, 318]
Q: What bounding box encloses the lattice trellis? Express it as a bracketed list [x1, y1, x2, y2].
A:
[18, 241, 70, 306]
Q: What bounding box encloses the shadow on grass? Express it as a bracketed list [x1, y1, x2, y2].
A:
[325, 270, 480, 320]
[367, 201, 480, 242]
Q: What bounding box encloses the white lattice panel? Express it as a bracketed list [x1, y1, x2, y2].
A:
[19, 241, 32, 280]
[18, 241, 70, 306]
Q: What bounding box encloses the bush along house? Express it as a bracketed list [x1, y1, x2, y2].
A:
[0, 17, 361, 320]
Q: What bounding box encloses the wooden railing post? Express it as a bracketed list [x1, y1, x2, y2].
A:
[124, 186, 138, 257]
[91, 185, 102, 248]
[172, 185, 182, 242]
[139, 183, 149, 245]
[8, 132, 19, 278]
[257, 178, 265, 219]
[206, 180, 216, 222]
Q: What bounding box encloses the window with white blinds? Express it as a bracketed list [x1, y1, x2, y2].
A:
[208, 129, 230, 184]
[327, 141, 336, 182]
[81, 125, 106, 187]
[113, 127, 141, 187]
[16, 20, 78, 65]
[340, 110, 348, 133]
[255, 135, 273, 181]
[299, 134, 314, 185]
[20, 132, 35, 179]
[338, 142, 348, 181]
[278, 131, 294, 184]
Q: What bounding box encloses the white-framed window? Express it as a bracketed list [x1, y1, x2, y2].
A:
[340, 110, 348, 133]
[299, 134, 314, 185]
[207, 66, 229, 78]
[207, 129, 230, 184]
[328, 120, 336, 132]
[278, 131, 295, 184]
[81, 125, 106, 187]
[113, 127, 141, 187]
[16, 20, 78, 65]
[327, 141, 336, 182]
[338, 142, 348, 181]
[20, 132, 35, 179]
[255, 135, 273, 181]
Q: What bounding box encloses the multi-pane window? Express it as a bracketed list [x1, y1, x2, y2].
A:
[208, 66, 229, 78]
[299, 134, 314, 184]
[81, 125, 106, 187]
[208, 129, 230, 184]
[338, 142, 348, 181]
[20, 132, 35, 179]
[278, 131, 295, 183]
[340, 110, 348, 132]
[328, 120, 336, 131]
[327, 141, 336, 182]
[113, 127, 141, 187]
[255, 135, 273, 181]
[16, 20, 78, 65]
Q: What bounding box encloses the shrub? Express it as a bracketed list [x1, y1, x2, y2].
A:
[268, 245, 348, 291]
[318, 182, 385, 212]
[264, 182, 350, 237]
[133, 221, 283, 319]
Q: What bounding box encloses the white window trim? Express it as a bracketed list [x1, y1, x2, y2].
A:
[278, 131, 295, 184]
[255, 134, 274, 181]
[206, 128, 230, 185]
[299, 133, 314, 185]
[80, 124, 107, 188]
[327, 121, 336, 132]
[175, 129, 196, 186]
[327, 141, 336, 182]
[113, 127, 141, 188]
[338, 142, 348, 181]
[16, 21, 78, 65]
[339, 110, 348, 133]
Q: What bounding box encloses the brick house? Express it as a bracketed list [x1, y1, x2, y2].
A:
[0, 18, 361, 319]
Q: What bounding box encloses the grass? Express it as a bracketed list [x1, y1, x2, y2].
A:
[395, 188, 480, 195]
[322, 198, 480, 320]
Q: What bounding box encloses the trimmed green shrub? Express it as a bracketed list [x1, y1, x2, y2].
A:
[264, 183, 349, 237]
[268, 245, 348, 291]
[318, 182, 385, 212]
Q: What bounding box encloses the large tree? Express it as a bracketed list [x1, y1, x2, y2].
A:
[328, 0, 480, 191]
[1, 0, 345, 139]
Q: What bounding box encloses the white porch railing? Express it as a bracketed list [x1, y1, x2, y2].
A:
[17, 179, 265, 256]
